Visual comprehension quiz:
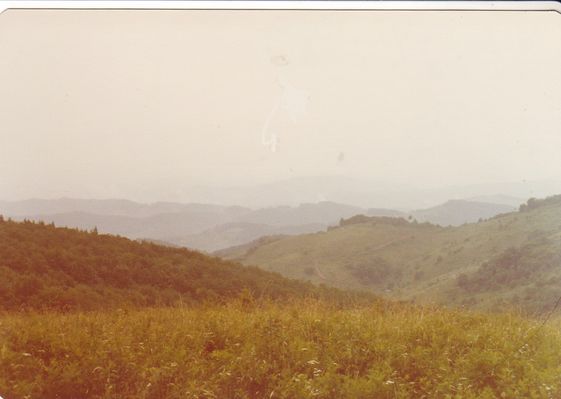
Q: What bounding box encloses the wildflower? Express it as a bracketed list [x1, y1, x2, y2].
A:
[307, 359, 319, 365]
[385, 380, 395, 385]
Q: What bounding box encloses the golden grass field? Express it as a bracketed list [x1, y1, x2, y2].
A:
[1, 299, 561, 399]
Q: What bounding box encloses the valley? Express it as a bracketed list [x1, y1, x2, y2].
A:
[0, 194, 517, 253]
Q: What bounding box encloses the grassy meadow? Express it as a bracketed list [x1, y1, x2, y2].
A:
[221, 196, 561, 312]
[1, 299, 561, 399]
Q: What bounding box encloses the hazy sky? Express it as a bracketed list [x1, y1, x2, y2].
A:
[1, 9, 561, 202]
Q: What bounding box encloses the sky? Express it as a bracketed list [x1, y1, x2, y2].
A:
[1, 9, 561, 203]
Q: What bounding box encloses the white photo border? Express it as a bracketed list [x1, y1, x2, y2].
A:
[0, 1, 560, 14]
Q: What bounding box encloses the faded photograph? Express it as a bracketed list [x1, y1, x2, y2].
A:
[1, 8, 561, 398]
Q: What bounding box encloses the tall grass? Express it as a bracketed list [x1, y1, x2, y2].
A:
[1, 300, 560, 398]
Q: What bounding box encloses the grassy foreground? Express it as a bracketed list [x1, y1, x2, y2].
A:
[1, 300, 560, 399]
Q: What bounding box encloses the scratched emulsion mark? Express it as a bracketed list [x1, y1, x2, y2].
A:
[262, 55, 310, 153]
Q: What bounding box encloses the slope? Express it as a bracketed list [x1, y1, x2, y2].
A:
[0, 218, 369, 311]
[220, 195, 561, 311]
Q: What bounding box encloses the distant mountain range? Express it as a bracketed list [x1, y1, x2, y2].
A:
[0, 196, 519, 252]
[178, 176, 553, 209]
[411, 200, 514, 226]
[466, 194, 525, 208]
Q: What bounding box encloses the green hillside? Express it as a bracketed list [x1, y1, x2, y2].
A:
[0, 217, 369, 311]
[219, 195, 561, 312]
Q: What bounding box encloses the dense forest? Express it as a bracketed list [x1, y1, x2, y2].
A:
[0, 218, 371, 311]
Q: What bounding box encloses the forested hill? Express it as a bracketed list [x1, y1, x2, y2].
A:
[0, 217, 368, 310]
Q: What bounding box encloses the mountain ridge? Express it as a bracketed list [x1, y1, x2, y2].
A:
[0, 197, 522, 252]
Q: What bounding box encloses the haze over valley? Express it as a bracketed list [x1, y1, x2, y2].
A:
[0, 183, 522, 252]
